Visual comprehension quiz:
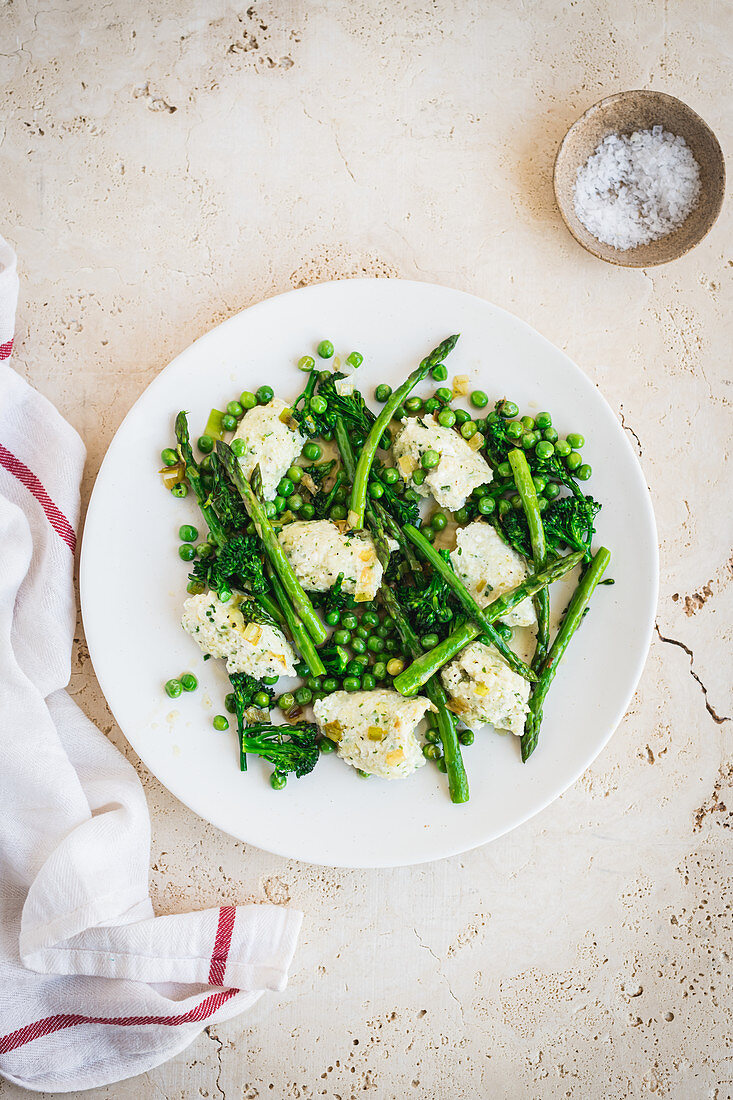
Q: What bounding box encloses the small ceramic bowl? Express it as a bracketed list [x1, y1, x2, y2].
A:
[554, 90, 725, 267]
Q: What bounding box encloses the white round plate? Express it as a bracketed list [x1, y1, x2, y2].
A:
[81, 279, 658, 868]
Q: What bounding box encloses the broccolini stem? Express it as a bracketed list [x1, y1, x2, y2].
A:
[333, 416, 356, 481]
[266, 565, 326, 678]
[393, 550, 584, 696]
[175, 411, 227, 547]
[402, 523, 537, 682]
[348, 335, 459, 530]
[216, 441, 327, 646]
[508, 447, 549, 669]
[367, 502, 469, 804]
[521, 546, 611, 762]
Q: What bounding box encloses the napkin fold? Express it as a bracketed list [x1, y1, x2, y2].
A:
[0, 235, 302, 1093]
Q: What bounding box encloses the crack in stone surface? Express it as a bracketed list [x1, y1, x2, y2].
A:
[413, 927, 466, 1024]
[655, 624, 731, 725]
[205, 1025, 225, 1099]
[619, 405, 643, 457]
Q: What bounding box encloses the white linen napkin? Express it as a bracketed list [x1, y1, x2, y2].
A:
[0, 236, 302, 1093]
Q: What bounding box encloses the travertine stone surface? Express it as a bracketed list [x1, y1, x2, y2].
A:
[1, 1, 731, 1097]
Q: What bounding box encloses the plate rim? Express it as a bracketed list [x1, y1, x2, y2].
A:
[80, 276, 659, 868]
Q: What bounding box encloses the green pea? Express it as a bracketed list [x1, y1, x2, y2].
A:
[566, 451, 582, 471]
[323, 610, 339, 627]
[392, 404, 407, 421]
[436, 758, 447, 773]
[431, 363, 448, 381]
[372, 661, 387, 680]
[431, 511, 448, 531]
[383, 637, 400, 654]
[253, 690, 271, 709]
[356, 769, 371, 778]
[300, 502, 315, 519]
[405, 396, 423, 414]
[165, 678, 183, 698]
[535, 411, 552, 430]
[276, 477, 294, 498]
[424, 397, 440, 414]
[350, 430, 365, 448]
[412, 468, 426, 485]
[231, 437, 246, 457]
[303, 442, 322, 461]
[306, 676, 323, 691]
[437, 407, 456, 428]
[331, 629, 349, 646]
[256, 385, 274, 404]
[351, 637, 367, 655]
[362, 610, 380, 627]
[498, 499, 511, 516]
[355, 672, 373, 691]
[454, 507, 470, 524]
[341, 612, 358, 630]
[240, 390, 257, 409]
[577, 463, 592, 481]
[505, 420, 523, 440]
[532, 475, 547, 494]
[435, 387, 452, 405]
[267, 771, 285, 790]
[511, 494, 522, 509]
[421, 449, 440, 469]
[459, 729, 474, 746]
[197, 434, 214, 454]
[423, 744, 440, 761]
[273, 495, 287, 513]
[543, 427, 558, 444]
[470, 390, 488, 409]
[264, 501, 277, 519]
[520, 415, 535, 430]
[343, 676, 361, 692]
[544, 481, 561, 500]
[499, 400, 519, 418]
[478, 495, 495, 515]
[161, 447, 178, 467]
[341, 350, 362, 370]
[375, 383, 392, 402]
[278, 692, 295, 712]
[317, 340, 334, 359]
[375, 622, 391, 638]
[538, 496, 549, 512]
[453, 408, 471, 426]
[422, 527, 436, 542]
[263, 675, 279, 685]
[218, 585, 232, 603]
[199, 454, 212, 472]
[424, 729, 439, 744]
[226, 401, 243, 420]
[294, 686, 312, 706]
[535, 440, 554, 461]
[460, 421, 478, 440]
[421, 632, 439, 649]
[213, 715, 229, 731]
[186, 579, 204, 595]
[298, 355, 315, 372]
[180, 673, 198, 692]
[322, 677, 339, 693]
[382, 466, 399, 485]
[368, 481, 384, 499]
[178, 544, 196, 562]
[287, 493, 303, 512]
[567, 433, 585, 449]
[225, 692, 237, 713]
[329, 504, 347, 520]
[179, 524, 198, 543]
[521, 432, 537, 450]
[319, 737, 336, 753]
[171, 483, 188, 498]
[367, 636, 383, 654]
[285, 465, 302, 483]
[497, 461, 512, 478]
[555, 439, 571, 458]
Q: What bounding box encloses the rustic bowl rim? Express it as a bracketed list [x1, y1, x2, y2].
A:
[553, 89, 726, 267]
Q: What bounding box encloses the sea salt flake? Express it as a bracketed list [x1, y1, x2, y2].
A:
[573, 126, 701, 251]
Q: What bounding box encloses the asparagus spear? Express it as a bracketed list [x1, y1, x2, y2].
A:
[216, 441, 327, 646]
[521, 546, 611, 762]
[368, 503, 468, 804]
[392, 549, 584, 696]
[508, 447, 549, 669]
[402, 523, 537, 682]
[266, 565, 326, 678]
[348, 335, 459, 530]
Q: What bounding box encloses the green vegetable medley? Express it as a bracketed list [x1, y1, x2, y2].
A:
[161, 336, 611, 802]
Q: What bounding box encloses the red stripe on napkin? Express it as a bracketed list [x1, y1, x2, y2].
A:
[0, 444, 76, 553]
[0, 989, 239, 1055]
[208, 906, 237, 986]
[0, 339, 13, 359]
